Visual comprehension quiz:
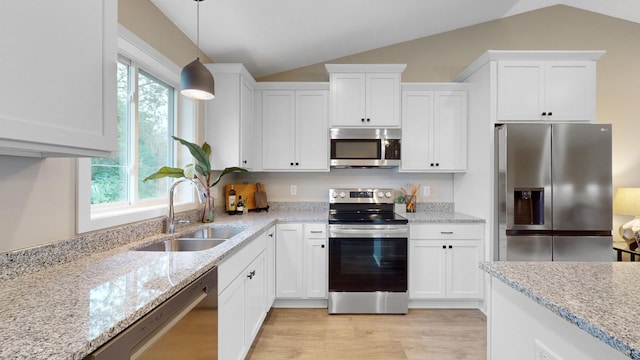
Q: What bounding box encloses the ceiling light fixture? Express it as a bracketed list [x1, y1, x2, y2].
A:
[180, 0, 215, 100]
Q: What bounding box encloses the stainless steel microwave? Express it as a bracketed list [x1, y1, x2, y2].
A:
[330, 128, 401, 168]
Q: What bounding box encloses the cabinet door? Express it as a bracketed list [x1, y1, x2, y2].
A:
[497, 61, 545, 121]
[0, 1, 117, 157]
[409, 240, 446, 299]
[205, 72, 243, 170]
[265, 226, 276, 307]
[240, 77, 255, 168]
[446, 240, 483, 299]
[401, 91, 434, 171]
[366, 72, 401, 127]
[262, 90, 295, 170]
[245, 252, 266, 347]
[433, 91, 467, 171]
[306, 238, 327, 299]
[544, 61, 596, 121]
[296, 90, 329, 170]
[330, 73, 366, 127]
[276, 224, 304, 298]
[218, 274, 246, 360]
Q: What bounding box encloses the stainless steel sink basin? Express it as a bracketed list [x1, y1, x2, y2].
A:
[179, 226, 247, 240]
[135, 239, 226, 252]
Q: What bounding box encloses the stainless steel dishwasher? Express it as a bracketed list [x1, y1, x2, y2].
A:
[86, 267, 218, 359]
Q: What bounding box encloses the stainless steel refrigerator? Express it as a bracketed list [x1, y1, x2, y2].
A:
[495, 123, 613, 261]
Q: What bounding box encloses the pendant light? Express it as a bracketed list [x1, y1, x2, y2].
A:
[180, 0, 215, 100]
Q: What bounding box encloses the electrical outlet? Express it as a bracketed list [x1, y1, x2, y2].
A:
[535, 339, 562, 360]
[423, 186, 431, 196]
[290, 185, 297, 196]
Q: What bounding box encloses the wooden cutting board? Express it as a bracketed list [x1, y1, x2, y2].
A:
[225, 184, 256, 211]
[254, 183, 268, 209]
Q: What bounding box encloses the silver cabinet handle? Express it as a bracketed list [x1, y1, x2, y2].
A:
[440, 231, 454, 234]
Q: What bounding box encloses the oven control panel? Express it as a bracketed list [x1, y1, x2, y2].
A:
[329, 188, 395, 204]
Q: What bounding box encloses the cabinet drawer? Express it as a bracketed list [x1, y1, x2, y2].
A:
[411, 224, 483, 240]
[304, 223, 327, 239]
[219, 232, 267, 293]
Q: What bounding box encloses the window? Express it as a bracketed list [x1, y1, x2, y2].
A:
[91, 58, 174, 207]
[77, 26, 196, 233]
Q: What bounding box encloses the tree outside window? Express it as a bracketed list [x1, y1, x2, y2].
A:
[91, 58, 175, 207]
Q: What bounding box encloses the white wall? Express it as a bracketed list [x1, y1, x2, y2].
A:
[232, 170, 453, 203]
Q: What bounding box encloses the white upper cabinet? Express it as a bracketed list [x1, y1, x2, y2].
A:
[204, 64, 256, 170]
[326, 64, 406, 128]
[497, 60, 597, 121]
[0, 1, 117, 157]
[401, 84, 468, 172]
[260, 83, 329, 171]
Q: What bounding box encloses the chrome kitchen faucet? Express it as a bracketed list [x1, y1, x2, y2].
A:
[168, 178, 206, 233]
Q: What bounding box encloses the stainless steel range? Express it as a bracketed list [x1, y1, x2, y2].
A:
[328, 188, 409, 314]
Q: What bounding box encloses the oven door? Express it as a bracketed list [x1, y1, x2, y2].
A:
[328, 225, 408, 292]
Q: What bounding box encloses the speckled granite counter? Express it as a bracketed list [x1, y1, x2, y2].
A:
[482, 262, 640, 359]
[0, 203, 481, 360]
[402, 210, 484, 223]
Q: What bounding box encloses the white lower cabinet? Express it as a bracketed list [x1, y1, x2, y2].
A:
[276, 223, 327, 301]
[265, 225, 276, 307]
[218, 231, 270, 360]
[409, 224, 484, 300]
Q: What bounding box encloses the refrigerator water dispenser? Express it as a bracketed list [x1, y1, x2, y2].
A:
[513, 188, 544, 225]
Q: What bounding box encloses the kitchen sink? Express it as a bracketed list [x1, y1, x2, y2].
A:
[134, 239, 227, 252]
[179, 226, 247, 240]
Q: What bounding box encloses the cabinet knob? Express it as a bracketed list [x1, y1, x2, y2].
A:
[243, 160, 247, 164]
[290, 162, 294, 166]
[541, 112, 547, 116]
[430, 163, 435, 167]
[448, 245, 453, 249]
[435, 163, 439, 167]
[442, 245, 446, 249]
[321, 244, 325, 248]
[548, 112, 553, 116]
[295, 162, 299, 166]
[268, 233, 274, 237]
[361, 118, 365, 122]
[366, 118, 370, 122]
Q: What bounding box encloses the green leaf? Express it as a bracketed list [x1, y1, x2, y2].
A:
[202, 142, 211, 158]
[210, 167, 249, 187]
[195, 164, 209, 178]
[143, 166, 185, 182]
[184, 164, 196, 179]
[171, 136, 211, 173]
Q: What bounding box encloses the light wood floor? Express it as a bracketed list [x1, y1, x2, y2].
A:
[247, 308, 487, 360]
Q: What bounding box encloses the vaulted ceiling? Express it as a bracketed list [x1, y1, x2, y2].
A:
[151, 0, 640, 78]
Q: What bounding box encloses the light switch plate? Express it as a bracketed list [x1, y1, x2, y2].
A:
[290, 185, 297, 196]
[423, 186, 430, 196]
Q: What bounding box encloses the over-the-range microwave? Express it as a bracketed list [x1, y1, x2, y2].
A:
[330, 128, 401, 168]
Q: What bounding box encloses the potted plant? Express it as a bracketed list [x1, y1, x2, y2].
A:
[144, 136, 248, 222]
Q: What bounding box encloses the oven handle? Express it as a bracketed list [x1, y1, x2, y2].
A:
[329, 227, 408, 238]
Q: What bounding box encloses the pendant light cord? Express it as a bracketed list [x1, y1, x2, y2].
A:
[196, 0, 200, 59]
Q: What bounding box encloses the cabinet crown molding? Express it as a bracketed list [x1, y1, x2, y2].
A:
[455, 50, 606, 82]
[325, 64, 407, 74]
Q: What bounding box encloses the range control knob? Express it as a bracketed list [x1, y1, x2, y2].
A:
[376, 191, 384, 198]
[332, 192, 338, 198]
[339, 192, 346, 198]
[385, 191, 392, 198]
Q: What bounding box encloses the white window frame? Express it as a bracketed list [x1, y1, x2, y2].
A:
[77, 25, 198, 233]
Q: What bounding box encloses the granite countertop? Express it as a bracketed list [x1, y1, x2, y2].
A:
[482, 262, 640, 359]
[0, 205, 481, 359]
[402, 210, 484, 223]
